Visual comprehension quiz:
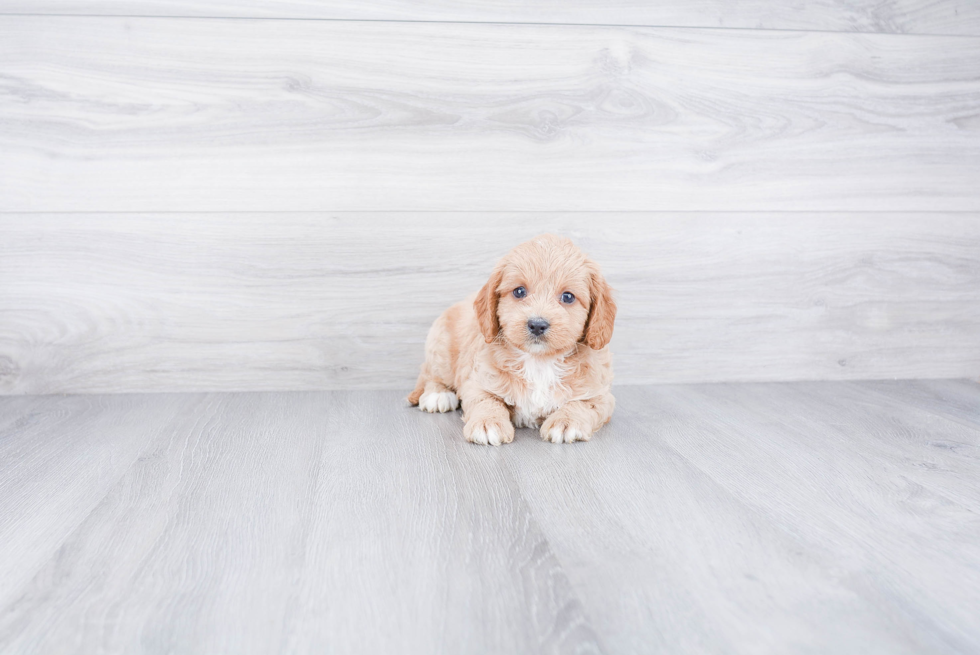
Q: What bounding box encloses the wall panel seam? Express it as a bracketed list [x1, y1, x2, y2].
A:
[2, 13, 980, 39]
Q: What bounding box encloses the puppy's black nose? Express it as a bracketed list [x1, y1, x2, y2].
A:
[527, 318, 550, 337]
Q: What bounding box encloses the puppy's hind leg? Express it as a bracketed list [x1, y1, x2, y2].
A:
[410, 375, 459, 413]
[409, 303, 460, 412]
[407, 376, 427, 406]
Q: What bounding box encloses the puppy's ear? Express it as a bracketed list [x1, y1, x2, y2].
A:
[584, 265, 616, 350]
[474, 265, 503, 344]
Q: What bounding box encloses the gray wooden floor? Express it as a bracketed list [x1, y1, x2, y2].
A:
[1, 380, 978, 654]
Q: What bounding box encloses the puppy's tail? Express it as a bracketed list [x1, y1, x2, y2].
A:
[407, 377, 426, 405]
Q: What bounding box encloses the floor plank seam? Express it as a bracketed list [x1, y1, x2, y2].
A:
[844, 382, 980, 435]
[493, 451, 609, 654]
[0, 394, 214, 621]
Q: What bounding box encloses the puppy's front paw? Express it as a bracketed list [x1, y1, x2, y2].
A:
[540, 414, 593, 444]
[419, 391, 458, 413]
[463, 416, 515, 446]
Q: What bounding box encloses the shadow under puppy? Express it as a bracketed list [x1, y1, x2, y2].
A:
[408, 234, 616, 445]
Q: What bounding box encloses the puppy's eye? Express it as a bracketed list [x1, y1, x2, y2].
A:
[512, 286, 527, 299]
[561, 291, 575, 304]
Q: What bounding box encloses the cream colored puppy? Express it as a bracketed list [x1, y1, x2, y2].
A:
[408, 234, 616, 445]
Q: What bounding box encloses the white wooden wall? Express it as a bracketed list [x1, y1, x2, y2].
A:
[0, 3, 978, 393]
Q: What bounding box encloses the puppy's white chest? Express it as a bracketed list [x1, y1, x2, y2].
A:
[508, 355, 566, 428]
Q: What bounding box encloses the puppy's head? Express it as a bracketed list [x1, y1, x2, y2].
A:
[474, 235, 616, 355]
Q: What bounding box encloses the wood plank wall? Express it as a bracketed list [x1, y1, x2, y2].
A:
[0, 4, 978, 393]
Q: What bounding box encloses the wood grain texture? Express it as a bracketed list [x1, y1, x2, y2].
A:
[1, 382, 978, 653]
[2, 212, 978, 394]
[2, 17, 979, 212]
[3, 0, 980, 36]
[0, 393, 194, 610]
[0, 390, 600, 654]
[852, 378, 980, 430]
[500, 382, 980, 653]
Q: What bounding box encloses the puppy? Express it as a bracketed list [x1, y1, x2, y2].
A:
[408, 234, 616, 445]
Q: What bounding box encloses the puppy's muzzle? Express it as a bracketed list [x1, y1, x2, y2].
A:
[527, 317, 550, 337]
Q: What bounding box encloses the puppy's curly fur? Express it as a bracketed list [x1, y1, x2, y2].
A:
[408, 234, 616, 445]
